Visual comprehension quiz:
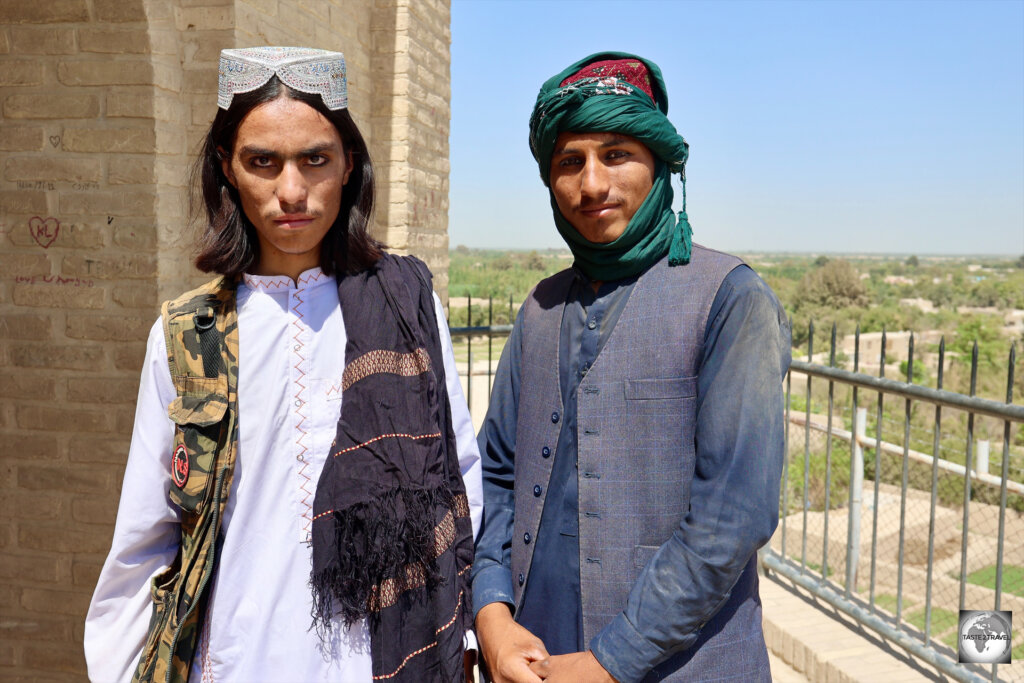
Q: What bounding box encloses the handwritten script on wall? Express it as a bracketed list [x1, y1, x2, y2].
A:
[15, 275, 95, 288]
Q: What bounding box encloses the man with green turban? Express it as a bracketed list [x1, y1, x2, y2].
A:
[471, 52, 792, 682]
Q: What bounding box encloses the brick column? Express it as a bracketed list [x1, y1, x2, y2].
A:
[371, 0, 452, 298]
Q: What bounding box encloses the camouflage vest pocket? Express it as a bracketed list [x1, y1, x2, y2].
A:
[167, 375, 228, 514]
[133, 558, 180, 682]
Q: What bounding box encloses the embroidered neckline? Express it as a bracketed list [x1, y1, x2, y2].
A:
[242, 268, 330, 292]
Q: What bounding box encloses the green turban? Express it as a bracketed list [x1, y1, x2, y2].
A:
[529, 51, 693, 281]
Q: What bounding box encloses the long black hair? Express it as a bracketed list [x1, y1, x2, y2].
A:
[192, 76, 383, 277]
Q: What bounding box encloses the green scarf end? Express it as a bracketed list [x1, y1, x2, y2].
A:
[667, 211, 693, 267]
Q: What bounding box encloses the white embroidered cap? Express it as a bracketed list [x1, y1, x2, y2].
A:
[218, 46, 348, 111]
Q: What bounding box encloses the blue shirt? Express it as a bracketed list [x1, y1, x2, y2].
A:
[472, 263, 791, 678]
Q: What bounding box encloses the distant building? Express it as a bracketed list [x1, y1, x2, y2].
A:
[1004, 310, 1024, 335]
[884, 275, 916, 285]
[958, 306, 1002, 316]
[899, 298, 935, 313]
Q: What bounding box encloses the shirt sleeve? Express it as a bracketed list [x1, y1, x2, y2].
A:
[590, 266, 792, 683]
[84, 319, 181, 683]
[469, 306, 526, 616]
[432, 292, 483, 539]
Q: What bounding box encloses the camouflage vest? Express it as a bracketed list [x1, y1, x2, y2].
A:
[133, 276, 240, 683]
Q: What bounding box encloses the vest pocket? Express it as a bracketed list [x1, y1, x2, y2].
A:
[134, 558, 180, 679]
[167, 377, 228, 514]
[167, 376, 227, 424]
[624, 376, 697, 400]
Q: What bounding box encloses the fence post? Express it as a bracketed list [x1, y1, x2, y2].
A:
[976, 440, 989, 476]
[467, 346, 473, 410]
[488, 297, 494, 396]
[847, 407, 867, 591]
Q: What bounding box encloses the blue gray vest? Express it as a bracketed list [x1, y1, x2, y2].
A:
[512, 245, 769, 681]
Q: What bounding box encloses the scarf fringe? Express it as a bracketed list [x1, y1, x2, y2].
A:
[309, 484, 457, 635]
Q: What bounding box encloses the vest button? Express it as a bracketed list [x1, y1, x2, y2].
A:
[518, 573, 525, 586]
[533, 485, 542, 496]
[587, 319, 597, 330]
[541, 446, 551, 458]
[523, 532, 531, 544]
[551, 411, 559, 424]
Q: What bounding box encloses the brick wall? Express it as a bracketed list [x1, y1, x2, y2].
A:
[0, 1, 451, 678]
[371, 0, 452, 293]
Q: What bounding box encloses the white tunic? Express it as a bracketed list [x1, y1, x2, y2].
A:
[84, 268, 482, 683]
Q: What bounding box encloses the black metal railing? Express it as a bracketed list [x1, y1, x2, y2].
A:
[448, 294, 516, 411]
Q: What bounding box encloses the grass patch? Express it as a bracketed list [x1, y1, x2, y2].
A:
[872, 593, 913, 615]
[906, 606, 958, 635]
[782, 445, 852, 513]
[804, 560, 834, 578]
[869, 594, 964, 650]
[1014, 639, 1024, 662]
[964, 564, 1024, 596]
[452, 338, 507, 365]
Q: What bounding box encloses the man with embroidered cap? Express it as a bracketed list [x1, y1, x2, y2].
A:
[85, 47, 481, 682]
[472, 52, 791, 682]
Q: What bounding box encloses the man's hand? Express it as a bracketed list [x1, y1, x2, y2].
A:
[528, 651, 618, 682]
[475, 602, 548, 683]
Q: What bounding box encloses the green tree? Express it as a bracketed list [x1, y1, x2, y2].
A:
[949, 315, 1005, 368]
[795, 259, 868, 310]
[899, 358, 929, 385]
[524, 251, 546, 271]
[905, 255, 919, 267]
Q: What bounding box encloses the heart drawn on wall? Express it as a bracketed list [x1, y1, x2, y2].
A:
[49, 136, 61, 148]
[29, 216, 60, 248]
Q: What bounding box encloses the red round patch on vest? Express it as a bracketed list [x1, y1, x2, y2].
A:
[172, 444, 189, 489]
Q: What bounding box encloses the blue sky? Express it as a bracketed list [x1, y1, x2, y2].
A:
[448, 0, 1024, 255]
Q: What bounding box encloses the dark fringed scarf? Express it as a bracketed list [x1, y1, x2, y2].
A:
[310, 254, 473, 682]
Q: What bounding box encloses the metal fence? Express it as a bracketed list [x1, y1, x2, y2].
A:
[449, 304, 1023, 682]
[768, 325, 1023, 683]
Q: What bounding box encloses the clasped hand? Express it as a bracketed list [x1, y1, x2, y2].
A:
[475, 603, 617, 682]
